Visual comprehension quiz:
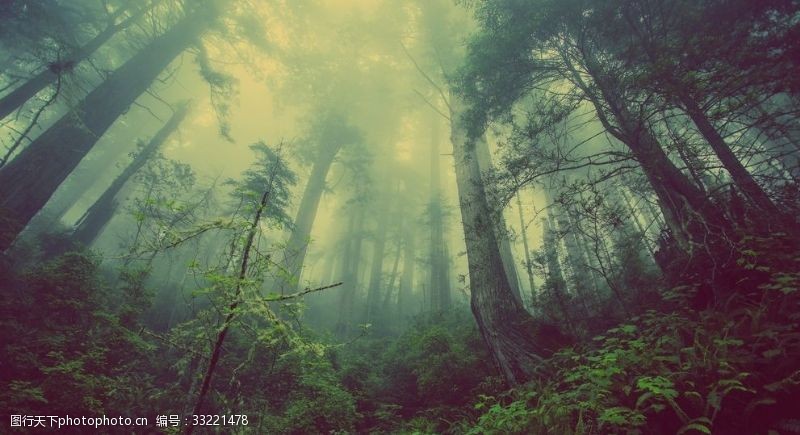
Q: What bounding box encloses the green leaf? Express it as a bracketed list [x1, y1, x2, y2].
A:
[677, 423, 711, 434]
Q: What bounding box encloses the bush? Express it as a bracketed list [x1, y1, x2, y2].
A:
[467, 265, 800, 434]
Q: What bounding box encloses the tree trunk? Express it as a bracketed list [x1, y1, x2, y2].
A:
[0, 6, 211, 252]
[397, 222, 415, 319]
[335, 207, 365, 336]
[661, 112, 709, 193]
[565, 48, 728, 254]
[546, 188, 593, 315]
[619, 188, 657, 259]
[381, 238, 403, 315]
[474, 135, 523, 304]
[71, 102, 190, 246]
[450, 93, 565, 385]
[541, 215, 577, 331]
[39, 137, 136, 224]
[678, 91, 780, 214]
[277, 142, 342, 293]
[365, 213, 388, 322]
[0, 0, 155, 121]
[515, 191, 536, 307]
[428, 119, 451, 311]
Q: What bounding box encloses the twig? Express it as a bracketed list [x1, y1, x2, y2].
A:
[264, 281, 343, 302]
[141, 328, 209, 360]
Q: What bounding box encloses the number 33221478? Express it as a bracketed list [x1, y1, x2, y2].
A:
[190, 415, 248, 426]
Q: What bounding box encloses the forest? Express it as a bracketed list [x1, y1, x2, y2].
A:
[0, 0, 799, 433]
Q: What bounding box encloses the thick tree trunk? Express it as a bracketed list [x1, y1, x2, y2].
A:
[277, 142, 342, 293]
[39, 138, 135, 224]
[0, 7, 210, 252]
[474, 135, 523, 304]
[71, 103, 190, 246]
[0, 1, 154, 121]
[450, 93, 565, 385]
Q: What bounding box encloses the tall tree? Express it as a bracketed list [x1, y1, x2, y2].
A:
[276, 112, 360, 294]
[71, 102, 190, 246]
[427, 118, 451, 311]
[0, 0, 157, 121]
[0, 2, 217, 251]
[515, 191, 537, 307]
[450, 93, 565, 385]
[335, 205, 366, 336]
[540, 214, 575, 331]
[365, 209, 389, 322]
[459, 0, 733, 258]
[475, 135, 523, 303]
[603, 1, 784, 215]
[397, 217, 416, 319]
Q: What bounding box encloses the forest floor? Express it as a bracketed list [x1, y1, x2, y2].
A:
[1, 235, 799, 434]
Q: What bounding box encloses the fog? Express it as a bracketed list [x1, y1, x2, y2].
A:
[2, 0, 797, 432]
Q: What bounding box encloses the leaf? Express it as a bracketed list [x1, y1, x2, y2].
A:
[636, 392, 654, 409]
[677, 422, 711, 434]
[744, 397, 776, 417]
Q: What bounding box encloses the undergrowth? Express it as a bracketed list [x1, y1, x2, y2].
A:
[463, 240, 800, 434]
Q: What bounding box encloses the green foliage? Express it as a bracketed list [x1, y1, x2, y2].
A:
[0, 251, 165, 418]
[467, 262, 800, 434]
[334, 310, 498, 433]
[255, 342, 357, 434]
[227, 141, 297, 229]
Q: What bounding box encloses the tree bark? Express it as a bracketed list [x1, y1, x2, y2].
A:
[71, 102, 190, 246]
[474, 135, 523, 304]
[450, 92, 564, 385]
[0, 6, 211, 252]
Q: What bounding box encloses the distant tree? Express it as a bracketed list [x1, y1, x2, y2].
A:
[0, 1, 220, 251]
[276, 110, 361, 294]
[0, 0, 157, 121]
[71, 102, 191, 247]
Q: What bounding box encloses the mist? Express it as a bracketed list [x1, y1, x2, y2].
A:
[1, 0, 799, 433]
